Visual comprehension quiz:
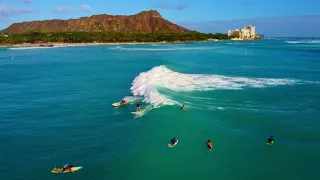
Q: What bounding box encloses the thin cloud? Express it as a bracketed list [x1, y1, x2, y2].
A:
[176, 3, 187, 10]
[54, 4, 93, 14]
[78, 4, 92, 12]
[178, 15, 320, 37]
[54, 7, 71, 14]
[155, 3, 187, 10]
[0, 4, 37, 17]
[155, 4, 169, 9]
[2, 0, 33, 3]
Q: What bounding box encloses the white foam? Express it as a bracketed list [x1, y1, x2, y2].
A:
[8, 46, 67, 50]
[150, 44, 161, 47]
[132, 105, 153, 118]
[285, 40, 320, 44]
[122, 96, 141, 104]
[130, 66, 298, 107]
[226, 42, 240, 45]
[109, 46, 220, 51]
[266, 38, 291, 40]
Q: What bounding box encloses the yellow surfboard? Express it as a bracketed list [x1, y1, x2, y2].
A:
[266, 141, 274, 146]
[51, 166, 82, 173]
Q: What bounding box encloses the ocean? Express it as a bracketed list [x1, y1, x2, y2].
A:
[0, 38, 320, 180]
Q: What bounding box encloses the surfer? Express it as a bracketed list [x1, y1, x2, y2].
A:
[136, 102, 141, 112]
[53, 167, 63, 172]
[120, 99, 127, 105]
[62, 164, 73, 172]
[53, 164, 73, 172]
[180, 105, 185, 110]
[171, 137, 177, 145]
[267, 136, 274, 144]
[168, 137, 178, 147]
[207, 140, 212, 151]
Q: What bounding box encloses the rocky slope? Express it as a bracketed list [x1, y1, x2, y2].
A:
[3, 10, 190, 33]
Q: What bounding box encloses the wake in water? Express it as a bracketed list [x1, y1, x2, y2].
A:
[130, 66, 299, 108]
[120, 96, 153, 118]
[122, 96, 141, 104]
[132, 105, 154, 118]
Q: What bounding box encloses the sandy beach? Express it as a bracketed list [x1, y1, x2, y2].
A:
[0, 41, 174, 48]
[0, 40, 224, 48]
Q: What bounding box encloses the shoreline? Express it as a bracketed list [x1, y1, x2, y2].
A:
[0, 41, 186, 48]
[0, 39, 260, 48]
[0, 42, 166, 48]
[0, 40, 224, 48]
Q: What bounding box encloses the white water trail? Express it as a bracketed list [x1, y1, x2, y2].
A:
[132, 105, 154, 118]
[122, 96, 141, 104]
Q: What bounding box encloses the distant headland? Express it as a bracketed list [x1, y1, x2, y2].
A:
[0, 10, 261, 47]
[1, 10, 188, 33]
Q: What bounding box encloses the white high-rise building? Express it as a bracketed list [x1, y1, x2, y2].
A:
[249, 25, 256, 37]
[228, 25, 258, 40]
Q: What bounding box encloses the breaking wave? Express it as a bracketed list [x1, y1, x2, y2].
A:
[109, 46, 221, 51]
[130, 66, 300, 108]
[8, 46, 67, 50]
[285, 40, 320, 44]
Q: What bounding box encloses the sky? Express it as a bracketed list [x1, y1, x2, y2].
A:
[0, 0, 319, 37]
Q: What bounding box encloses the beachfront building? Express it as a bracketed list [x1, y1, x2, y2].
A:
[228, 25, 258, 40]
[228, 29, 241, 37]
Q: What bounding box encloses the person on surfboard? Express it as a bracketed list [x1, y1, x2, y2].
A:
[171, 137, 177, 145]
[136, 102, 141, 112]
[63, 164, 73, 172]
[120, 99, 127, 105]
[53, 167, 64, 172]
[267, 136, 274, 144]
[180, 105, 185, 110]
[53, 164, 73, 172]
[207, 140, 212, 151]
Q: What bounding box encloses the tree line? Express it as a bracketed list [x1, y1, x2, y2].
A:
[0, 31, 231, 44]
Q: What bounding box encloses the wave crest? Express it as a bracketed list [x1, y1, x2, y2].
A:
[109, 46, 220, 51]
[130, 66, 298, 107]
[285, 40, 320, 44]
[8, 46, 67, 50]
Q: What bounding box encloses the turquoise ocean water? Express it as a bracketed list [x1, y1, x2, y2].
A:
[0, 38, 320, 180]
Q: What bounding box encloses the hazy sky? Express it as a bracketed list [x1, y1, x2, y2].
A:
[0, 0, 319, 37]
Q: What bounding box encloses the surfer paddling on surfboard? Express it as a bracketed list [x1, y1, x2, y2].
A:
[120, 99, 127, 105]
[180, 105, 185, 110]
[53, 164, 73, 173]
[51, 164, 83, 173]
[112, 99, 127, 107]
[207, 140, 212, 151]
[168, 137, 178, 147]
[267, 136, 274, 145]
[136, 102, 141, 112]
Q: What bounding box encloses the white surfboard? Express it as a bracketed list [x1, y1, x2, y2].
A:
[168, 140, 178, 147]
[131, 111, 143, 115]
[112, 102, 121, 107]
[112, 102, 128, 107]
[51, 166, 83, 173]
